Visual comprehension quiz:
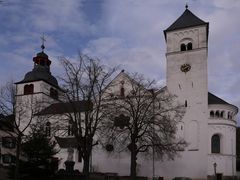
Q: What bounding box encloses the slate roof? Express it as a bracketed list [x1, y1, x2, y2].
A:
[164, 8, 208, 38]
[15, 67, 59, 88]
[15, 51, 60, 89]
[37, 100, 93, 115]
[208, 92, 230, 105]
[153, 87, 231, 106]
[55, 136, 78, 148]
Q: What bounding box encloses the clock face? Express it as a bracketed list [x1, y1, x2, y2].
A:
[180, 64, 191, 73]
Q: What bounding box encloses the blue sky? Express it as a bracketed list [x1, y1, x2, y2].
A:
[1, 0, 240, 116]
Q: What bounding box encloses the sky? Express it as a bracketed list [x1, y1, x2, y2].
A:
[0, 0, 240, 121]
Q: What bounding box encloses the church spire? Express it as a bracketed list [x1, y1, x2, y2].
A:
[164, 6, 208, 39]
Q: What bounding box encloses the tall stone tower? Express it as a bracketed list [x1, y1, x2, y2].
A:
[163, 6, 209, 178]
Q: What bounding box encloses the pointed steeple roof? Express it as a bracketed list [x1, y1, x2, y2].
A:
[164, 7, 209, 38]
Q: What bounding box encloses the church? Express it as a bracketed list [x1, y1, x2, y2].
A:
[13, 6, 238, 180]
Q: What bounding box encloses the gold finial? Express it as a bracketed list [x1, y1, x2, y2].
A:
[40, 33, 46, 52]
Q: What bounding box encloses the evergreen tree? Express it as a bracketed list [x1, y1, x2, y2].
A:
[20, 124, 58, 180]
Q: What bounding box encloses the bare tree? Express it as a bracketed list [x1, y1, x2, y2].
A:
[101, 73, 187, 180]
[0, 80, 15, 116]
[58, 54, 117, 178]
[0, 81, 44, 180]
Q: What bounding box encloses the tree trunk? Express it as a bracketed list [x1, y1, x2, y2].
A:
[130, 147, 137, 180]
[14, 135, 21, 180]
[82, 152, 90, 179]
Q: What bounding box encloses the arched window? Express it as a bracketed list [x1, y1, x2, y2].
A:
[228, 112, 231, 119]
[210, 111, 214, 118]
[215, 111, 220, 118]
[50, 88, 58, 99]
[220, 111, 225, 118]
[45, 122, 51, 137]
[119, 80, 125, 97]
[24, 84, 34, 95]
[187, 42, 192, 50]
[181, 44, 186, 51]
[211, 134, 220, 153]
[185, 100, 187, 107]
[120, 87, 125, 97]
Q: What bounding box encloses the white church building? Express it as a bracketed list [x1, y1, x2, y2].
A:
[14, 7, 238, 180]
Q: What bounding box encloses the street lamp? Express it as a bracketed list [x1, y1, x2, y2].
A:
[213, 162, 217, 180]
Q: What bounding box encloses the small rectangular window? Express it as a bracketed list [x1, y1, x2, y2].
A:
[2, 154, 15, 164]
[2, 137, 16, 149]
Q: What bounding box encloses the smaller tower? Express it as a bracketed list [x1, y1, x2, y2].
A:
[15, 38, 61, 101]
[15, 38, 62, 132]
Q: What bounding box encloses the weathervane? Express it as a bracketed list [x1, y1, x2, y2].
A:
[40, 33, 46, 52]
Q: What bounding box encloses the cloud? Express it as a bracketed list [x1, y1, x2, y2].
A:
[0, 0, 240, 124]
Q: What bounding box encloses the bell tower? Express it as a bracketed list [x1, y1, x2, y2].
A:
[15, 37, 61, 102]
[163, 6, 209, 178]
[15, 38, 62, 132]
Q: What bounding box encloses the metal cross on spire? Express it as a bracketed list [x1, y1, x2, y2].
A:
[185, 2, 188, 9]
[40, 33, 46, 52]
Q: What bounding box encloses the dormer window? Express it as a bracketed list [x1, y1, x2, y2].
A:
[24, 84, 34, 95]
